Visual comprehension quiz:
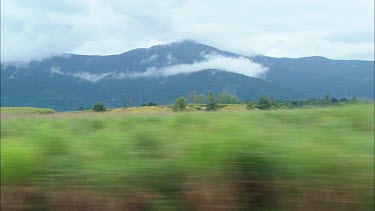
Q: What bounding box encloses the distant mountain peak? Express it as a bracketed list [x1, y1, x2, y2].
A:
[149, 39, 204, 49]
[298, 56, 328, 60]
[167, 39, 199, 45]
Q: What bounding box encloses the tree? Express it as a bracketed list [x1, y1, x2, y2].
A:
[140, 102, 159, 107]
[270, 96, 276, 107]
[194, 94, 206, 104]
[331, 97, 339, 103]
[350, 96, 357, 102]
[229, 95, 241, 104]
[92, 102, 106, 112]
[324, 94, 332, 104]
[257, 96, 271, 110]
[218, 91, 241, 104]
[246, 101, 257, 110]
[206, 91, 218, 111]
[173, 97, 187, 111]
[218, 91, 231, 104]
[188, 91, 197, 105]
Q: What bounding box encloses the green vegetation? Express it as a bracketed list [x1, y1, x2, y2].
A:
[217, 90, 242, 104]
[188, 90, 197, 105]
[0, 107, 55, 115]
[182, 91, 365, 112]
[187, 90, 241, 105]
[92, 102, 106, 112]
[173, 97, 187, 111]
[1, 104, 373, 210]
[77, 106, 91, 111]
[140, 102, 159, 107]
[193, 94, 206, 104]
[206, 91, 218, 111]
[247, 95, 364, 110]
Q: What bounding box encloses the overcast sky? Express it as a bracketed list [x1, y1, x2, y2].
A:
[1, 0, 374, 62]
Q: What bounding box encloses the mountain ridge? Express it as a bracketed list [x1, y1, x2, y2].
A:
[2, 40, 373, 67]
[1, 40, 374, 111]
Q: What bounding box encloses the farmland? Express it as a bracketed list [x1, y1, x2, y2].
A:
[1, 104, 374, 210]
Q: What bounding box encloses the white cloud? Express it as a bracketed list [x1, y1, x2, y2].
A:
[166, 54, 177, 65]
[70, 72, 114, 83]
[50, 66, 65, 75]
[135, 53, 268, 78]
[2, 0, 374, 62]
[49, 53, 268, 82]
[50, 66, 114, 82]
[140, 54, 158, 64]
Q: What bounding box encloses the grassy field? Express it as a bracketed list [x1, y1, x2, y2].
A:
[1, 104, 374, 210]
[1, 107, 55, 115]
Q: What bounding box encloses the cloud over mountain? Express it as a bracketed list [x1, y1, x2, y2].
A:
[50, 53, 268, 82]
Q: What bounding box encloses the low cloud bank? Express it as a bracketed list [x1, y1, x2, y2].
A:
[50, 66, 113, 83]
[136, 53, 268, 78]
[50, 53, 268, 82]
[140, 54, 158, 64]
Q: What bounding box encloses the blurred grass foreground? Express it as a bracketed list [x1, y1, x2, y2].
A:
[1, 104, 374, 210]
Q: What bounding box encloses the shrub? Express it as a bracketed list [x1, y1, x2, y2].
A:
[92, 102, 106, 112]
[257, 96, 271, 110]
[173, 98, 187, 111]
[246, 101, 257, 110]
[140, 102, 159, 107]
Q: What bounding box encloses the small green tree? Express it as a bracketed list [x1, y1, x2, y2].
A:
[229, 95, 242, 104]
[194, 94, 206, 104]
[257, 96, 271, 110]
[92, 102, 106, 112]
[188, 91, 197, 105]
[206, 91, 218, 111]
[246, 101, 257, 110]
[218, 91, 231, 104]
[324, 94, 332, 105]
[173, 97, 187, 111]
[218, 91, 241, 104]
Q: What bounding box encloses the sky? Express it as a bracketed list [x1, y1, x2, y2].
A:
[1, 0, 374, 63]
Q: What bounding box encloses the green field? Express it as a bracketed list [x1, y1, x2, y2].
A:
[1, 107, 55, 115]
[1, 104, 374, 210]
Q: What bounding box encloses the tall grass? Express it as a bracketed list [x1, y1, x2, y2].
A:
[1, 104, 373, 210]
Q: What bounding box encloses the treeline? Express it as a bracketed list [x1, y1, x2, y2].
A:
[172, 91, 240, 111]
[246, 95, 362, 110]
[171, 91, 366, 112]
[84, 90, 366, 112]
[187, 90, 241, 105]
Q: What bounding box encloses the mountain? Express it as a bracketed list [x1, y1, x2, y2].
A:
[251, 56, 374, 99]
[1, 40, 374, 111]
